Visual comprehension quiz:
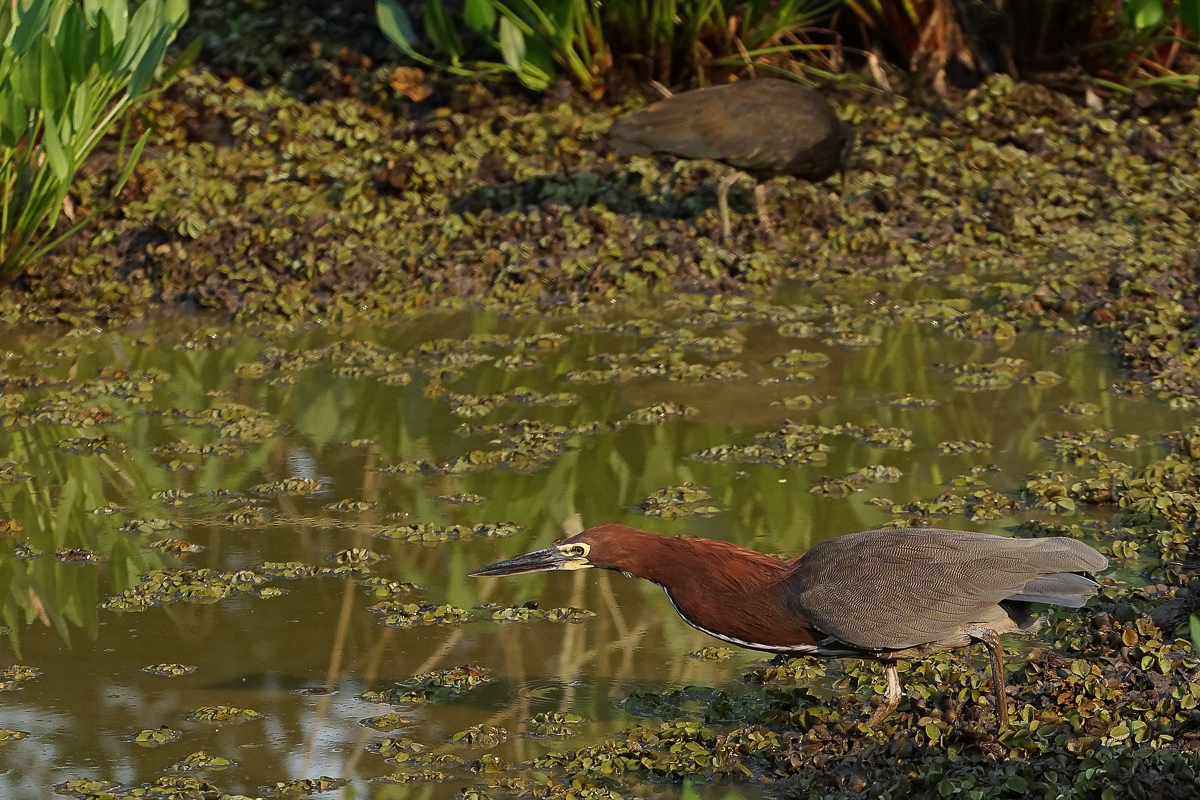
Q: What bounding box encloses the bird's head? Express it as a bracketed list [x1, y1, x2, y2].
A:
[469, 525, 642, 578]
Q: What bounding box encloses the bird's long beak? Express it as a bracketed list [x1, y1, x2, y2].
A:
[469, 544, 593, 577]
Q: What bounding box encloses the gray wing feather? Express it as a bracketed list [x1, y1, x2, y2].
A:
[788, 529, 1106, 650]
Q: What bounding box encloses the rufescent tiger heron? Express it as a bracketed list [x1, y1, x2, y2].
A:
[608, 78, 855, 243]
[470, 524, 1108, 728]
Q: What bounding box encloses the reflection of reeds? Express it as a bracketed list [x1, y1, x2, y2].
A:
[3, 314, 1196, 793]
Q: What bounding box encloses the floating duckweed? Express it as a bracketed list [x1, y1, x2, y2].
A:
[369, 665, 492, 704]
[377, 522, 520, 542]
[758, 370, 815, 386]
[1109, 433, 1144, 449]
[251, 477, 325, 495]
[626, 402, 699, 423]
[258, 562, 318, 579]
[360, 577, 422, 596]
[436, 492, 486, 504]
[102, 568, 266, 611]
[226, 505, 270, 524]
[359, 713, 408, 732]
[526, 712, 587, 738]
[890, 395, 941, 408]
[151, 489, 195, 506]
[692, 421, 834, 467]
[451, 724, 508, 747]
[55, 436, 110, 454]
[324, 499, 375, 512]
[0, 461, 31, 486]
[636, 482, 717, 518]
[744, 659, 828, 684]
[823, 332, 883, 348]
[488, 605, 596, 622]
[54, 779, 115, 795]
[152, 441, 243, 458]
[366, 737, 428, 757]
[771, 350, 831, 370]
[148, 538, 204, 555]
[188, 705, 261, 724]
[329, 548, 386, 565]
[53, 547, 103, 564]
[945, 313, 1017, 340]
[810, 465, 903, 497]
[1060, 401, 1102, 416]
[771, 394, 831, 410]
[168, 750, 233, 772]
[777, 321, 821, 338]
[376, 603, 471, 628]
[262, 777, 347, 797]
[949, 357, 1029, 391]
[1024, 370, 1065, 386]
[134, 726, 184, 748]
[119, 518, 182, 534]
[11, 544, 43, 559]
[937, 439, 993, 454]
[142, 664, 196, 677]
[532, 720, 760, 780]
[688, 647, 736, 660]
[373, 769, 448, 784]
[859, 426, 915, 450]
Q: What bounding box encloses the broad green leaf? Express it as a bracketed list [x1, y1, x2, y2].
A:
[497, 15, 525, 72]
[520, 31, 557, 89]
[46, 0, 70, 38]
[55, 3, 89, 85]
[127, 25, 171, 96]
[10, 0, 55, 57]
[98, 0, 129, 44]
[71, 83, 90, 135]
[463, 0, 496, 36]
[0, 94, 29, 148]
[423, 0, 463, 61]
[40, 112, 71, 181]
[1190, 614, 1200, 655]
[1181, 0, 1200, 35]
[1132, 0, 1164, 28]
[36, 37, 68, 120]
[115, 0, 160, 74]
[13, 36, 44, 105]
[376, 0, 419, 56]
[164, 0, 189, 27]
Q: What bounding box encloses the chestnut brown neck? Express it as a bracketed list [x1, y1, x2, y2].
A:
[579, 526, 822, 651]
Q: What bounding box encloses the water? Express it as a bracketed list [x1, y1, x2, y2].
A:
[0, 300, 1188, 797]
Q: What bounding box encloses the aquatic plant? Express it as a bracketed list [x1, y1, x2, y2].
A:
[376, 0, 836, 96]
[0, 0, 195, 279]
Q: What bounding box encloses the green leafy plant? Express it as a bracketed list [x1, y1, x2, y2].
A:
[1086, 0, 1200, 88]
[376, 0, 835, 98]
[0, 0, 197, 279]
[378, 0, 604, 96]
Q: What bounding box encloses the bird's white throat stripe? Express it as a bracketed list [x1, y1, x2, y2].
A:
[661, 587, 838, 655]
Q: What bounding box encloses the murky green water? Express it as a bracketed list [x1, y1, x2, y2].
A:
[0, 298, 1190, 798]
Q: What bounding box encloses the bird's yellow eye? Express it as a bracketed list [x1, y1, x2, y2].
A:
[560, 542, 590, 558]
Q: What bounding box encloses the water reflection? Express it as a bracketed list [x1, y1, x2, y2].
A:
[0, 302, 1189, 797]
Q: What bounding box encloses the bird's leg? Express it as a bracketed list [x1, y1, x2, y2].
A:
[716, 170, 742, 244]
[966, 624, 1009, 726]
[864, 662, 902, 729]
[752, 182, 780, 245]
